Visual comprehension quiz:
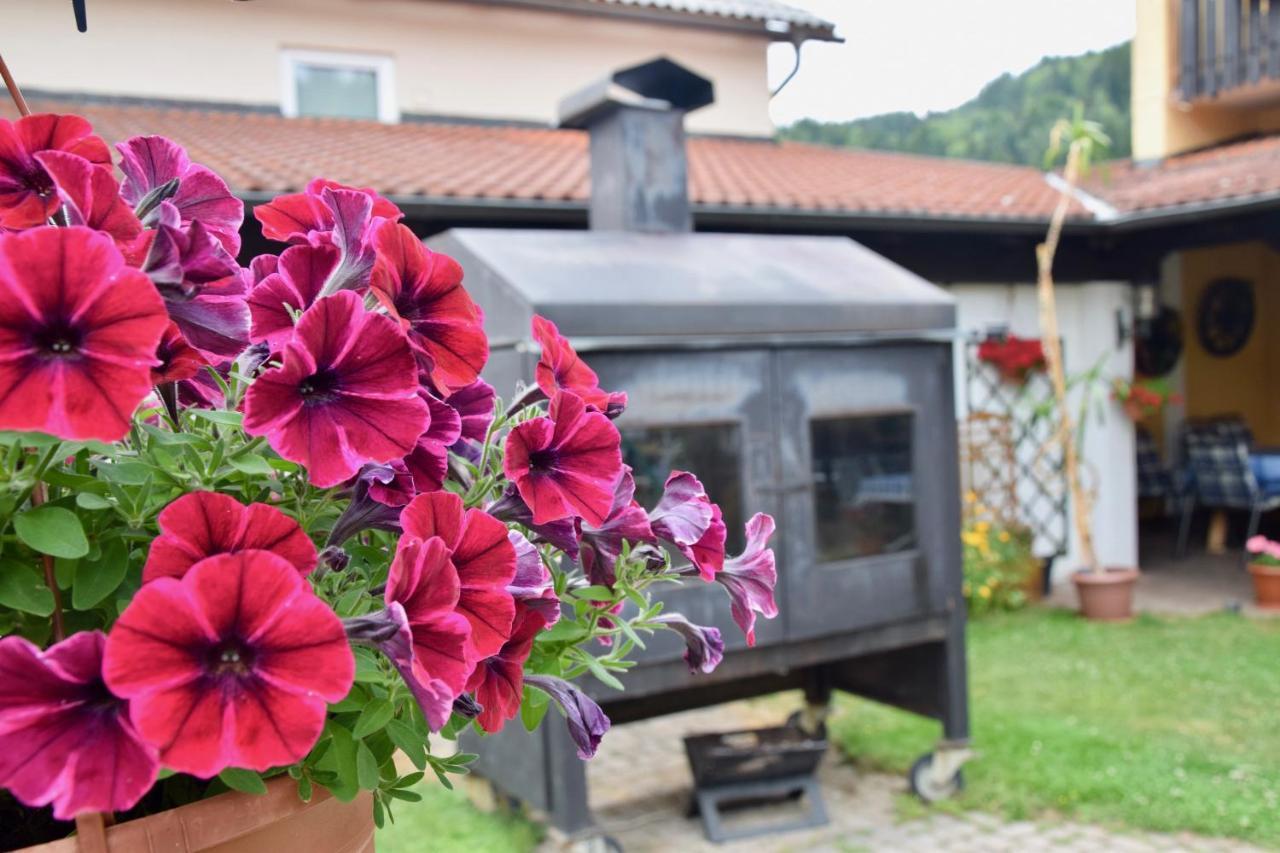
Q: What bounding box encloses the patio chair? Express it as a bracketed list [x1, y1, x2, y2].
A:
[1135, 427, 1175, 503]
[1177, 429, 1280, 563]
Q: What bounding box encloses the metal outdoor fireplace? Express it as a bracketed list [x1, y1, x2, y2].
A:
[433, 58, 970, 841]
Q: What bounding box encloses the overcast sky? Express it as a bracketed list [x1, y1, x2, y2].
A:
[767, 0, 1136, 126]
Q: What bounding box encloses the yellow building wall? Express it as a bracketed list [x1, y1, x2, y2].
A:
[1177, 242, 1280, 444]
[1132, 0, 1280, 159]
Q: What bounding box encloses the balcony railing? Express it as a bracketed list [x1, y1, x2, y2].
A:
[1179, 0, 1280, 100]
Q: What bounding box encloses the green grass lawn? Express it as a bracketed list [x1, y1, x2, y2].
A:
[830, 608, 1280, 846]
[375, 780, 541, 853]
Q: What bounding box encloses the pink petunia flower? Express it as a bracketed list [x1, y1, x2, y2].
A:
[652, 613, 724, 674]
[253, 178, 401, 244]
[580, 468, 656, 587]
[247, 241, 339, 349]
[0, 114, 111, 230]
[487, 486, 582, 560]
[34, 150, 141, 246]
[143, 491, 317, 583]
[522, 674, 609, 759]
[116, 136, 244, 255]
[399, 491, 518, 660]
[446, 378, 496, 444]
[371, 222, 488, 392]
[243, 291, 429, 488]
[507, 530, 560, 627]
[465, 606, 547, 733]
[503, 391, 624, 527]
[152, 320, 207, 385]
[103, 550, 354, 778]
[345, 601, 455, 731]
[0, 226, 168, 441]
[0, 632, 158, 819]
[531, 315, 623, 413]
[648, 471, 725, 580]
[385, 535, 474, 696]
[714, 513, 779, 645]
[403, 392, 463, 493]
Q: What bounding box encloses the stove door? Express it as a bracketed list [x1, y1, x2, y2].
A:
[774, 342, 961, 641]
[589, 348, 786, 662]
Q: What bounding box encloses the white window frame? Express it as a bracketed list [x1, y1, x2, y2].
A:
[280, 49, 399, 123]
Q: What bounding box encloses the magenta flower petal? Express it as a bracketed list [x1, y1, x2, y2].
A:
[523, 674, 610, 759]
[0, 226, 168, 441]
[0, 114, 111, 229]
[104, 551, 353, 778]
[580, 468, 656, 586]
[254, 178, 401, 244]
[445, 379, 495, 444]
[648, 471, 725, 579]
[403, 392, 463, 493]
[0, 632, 158, 820]
[243, 291, 428, 488]
[531, 315, 613, 411]
[487, 486, 582, 559]
[400, 492, 517, 660]
[503, 391, 623, 527]
[152, 320, 207, 385]
[386, 535, 474, 694]
[116, 135, 243, 254]
[653, 613, 724, 674]
[507, 530, 560, 627]
[375, 603, 456, 731]
[372, 222, 488, 391]
[143, 491, 317, 583]
[465, 607, 547, 733]
[34, 150, 141, 245]
[248, 242, 340, 349]
[715, 513, 779, 646]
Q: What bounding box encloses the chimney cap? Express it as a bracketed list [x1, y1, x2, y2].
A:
[558, 57, 714, 129]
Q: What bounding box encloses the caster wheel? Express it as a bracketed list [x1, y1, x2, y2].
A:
[909, 753, 964, 802]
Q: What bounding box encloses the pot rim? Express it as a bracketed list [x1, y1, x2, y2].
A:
[1246, 561, 1280, 575]
[1070, 566, 1140, 586]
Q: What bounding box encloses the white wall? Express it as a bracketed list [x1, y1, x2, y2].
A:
[6, 0, 774, 137]
[948, 282, 1138, 583]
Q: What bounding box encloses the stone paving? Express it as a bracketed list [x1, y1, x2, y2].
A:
[533, 696, 1260, 853]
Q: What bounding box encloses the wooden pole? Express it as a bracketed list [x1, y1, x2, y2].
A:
[0, 50, 31, 116]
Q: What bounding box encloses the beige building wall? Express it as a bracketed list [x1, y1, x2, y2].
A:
[5, 0, 775, 136]
[1132, 0, 1280, 159]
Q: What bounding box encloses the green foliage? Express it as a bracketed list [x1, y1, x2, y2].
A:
[959, 513, 1035, 616]
[781, 42, 1131, 166]
[831, 609, 1280, 845]
[375, 780, 542, 853]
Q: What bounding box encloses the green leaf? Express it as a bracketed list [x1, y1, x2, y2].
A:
[322, 724, 360, 802]
[188, 409, 243, 428]
[74, 493, 113, 511]
[539, 618, 588, 644]
[72, 539, 129, 610]
[581, 654, 625, 691]
[96, 461, 152, 485]
[352, 699, 394, 738]
[227, 454, 274, 476]
[0, 430, 62, 448]
[0, 558, 54, 616]
[372, 795, 385, 829]
[355, 739, 380, 790]
[218, 767, 267, 795]
[14, 506, 88, 559]
[570, 585, 615, 601]
[385, 719, 426, 769]
[297, 774, 313, 803]
[384, 788, 422, 803]
[520, 685, 551, 732]
[353, 648, 383, 683]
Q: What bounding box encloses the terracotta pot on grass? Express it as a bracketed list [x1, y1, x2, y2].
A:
[20, 777, 372, 853]
[1071, 567, 1139, 621]
[1247, 563, 1280, 611]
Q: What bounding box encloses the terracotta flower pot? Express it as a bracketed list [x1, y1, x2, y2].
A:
[20, 777, 373, 853]
[1247, 562, 1280, 611]
[1071, 567, 1140, 621]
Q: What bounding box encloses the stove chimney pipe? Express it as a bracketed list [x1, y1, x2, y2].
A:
[558, 57, 714, 234]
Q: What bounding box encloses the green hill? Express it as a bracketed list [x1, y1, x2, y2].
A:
[780, 41, 1130, 165]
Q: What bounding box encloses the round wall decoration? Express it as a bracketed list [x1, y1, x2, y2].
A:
[1135, 306, 1183, 377]
[1197, 277, 1255, 358]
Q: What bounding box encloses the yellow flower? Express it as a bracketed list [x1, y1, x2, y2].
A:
[998, 531, 1011, 543]
[964, 491, 978, 504]
[975, 521, 990, 534]
[978, 586, 992, 599]
[974, 503, 988, 516]
[961, 531, 984, 548]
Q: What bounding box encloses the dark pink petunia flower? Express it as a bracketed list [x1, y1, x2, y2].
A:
[371, 222, 488, 392]
[385, 534, 473, 696]
[714, 513, 779, 646]
[116, 135, 243, 255]
[487, 486, 582, 560]
[403, 392, 462, 493]
[652, 613, 724, 674]
[0, 632, 158, 819]
[243, 291, 428, 488]
[649, 471, 725, 580]
[399, 491, 517, 660]
[0, 226, 168, 441]
[34, 150, 141, 245]
[143, 491, 317, 583]
[247, 241, 339, 349]
[345, 602, 455, 731]
[443, 378, 496, 464]
[103, 550, 354, 778]
[531, 315, 623, 413]
[365, 459, 416, 507]
[507, 530, 560, 627]
[465, 606, 547, 733]
[152, 320, 207, 385]
[580, 468, 656, 587]
[253, 178, 401, 244]
[503, 391, 623, 527]
[325, 463, 409, 547]
[523, 675, 609, 759]
[0, 114, 111, 230]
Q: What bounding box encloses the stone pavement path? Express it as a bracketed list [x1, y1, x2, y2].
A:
[546, 696, 1260, 853]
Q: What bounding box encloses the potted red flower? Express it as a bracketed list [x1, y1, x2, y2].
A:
[976, 334, 1046, 385]
[0, 109, 779, 851]
[1245, 536, 1280, 611]
[1111, 377, 1181, 422]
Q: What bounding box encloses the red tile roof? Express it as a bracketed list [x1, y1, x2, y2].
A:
[11, 97, 1280, 227]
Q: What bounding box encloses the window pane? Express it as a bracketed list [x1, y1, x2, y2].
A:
[295, 63, 379, 120]
[811, 413, 915, 562]
[622, 424, 745, 554]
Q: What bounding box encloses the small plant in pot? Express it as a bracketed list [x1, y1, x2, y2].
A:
[1244, 536, 1280, 611]
[0, 103, 780, 851]
[1038, 107, 1139, 620]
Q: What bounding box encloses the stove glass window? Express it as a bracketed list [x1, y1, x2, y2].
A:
[811, 413, 915, 562]
[622, 423, 745, 554]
